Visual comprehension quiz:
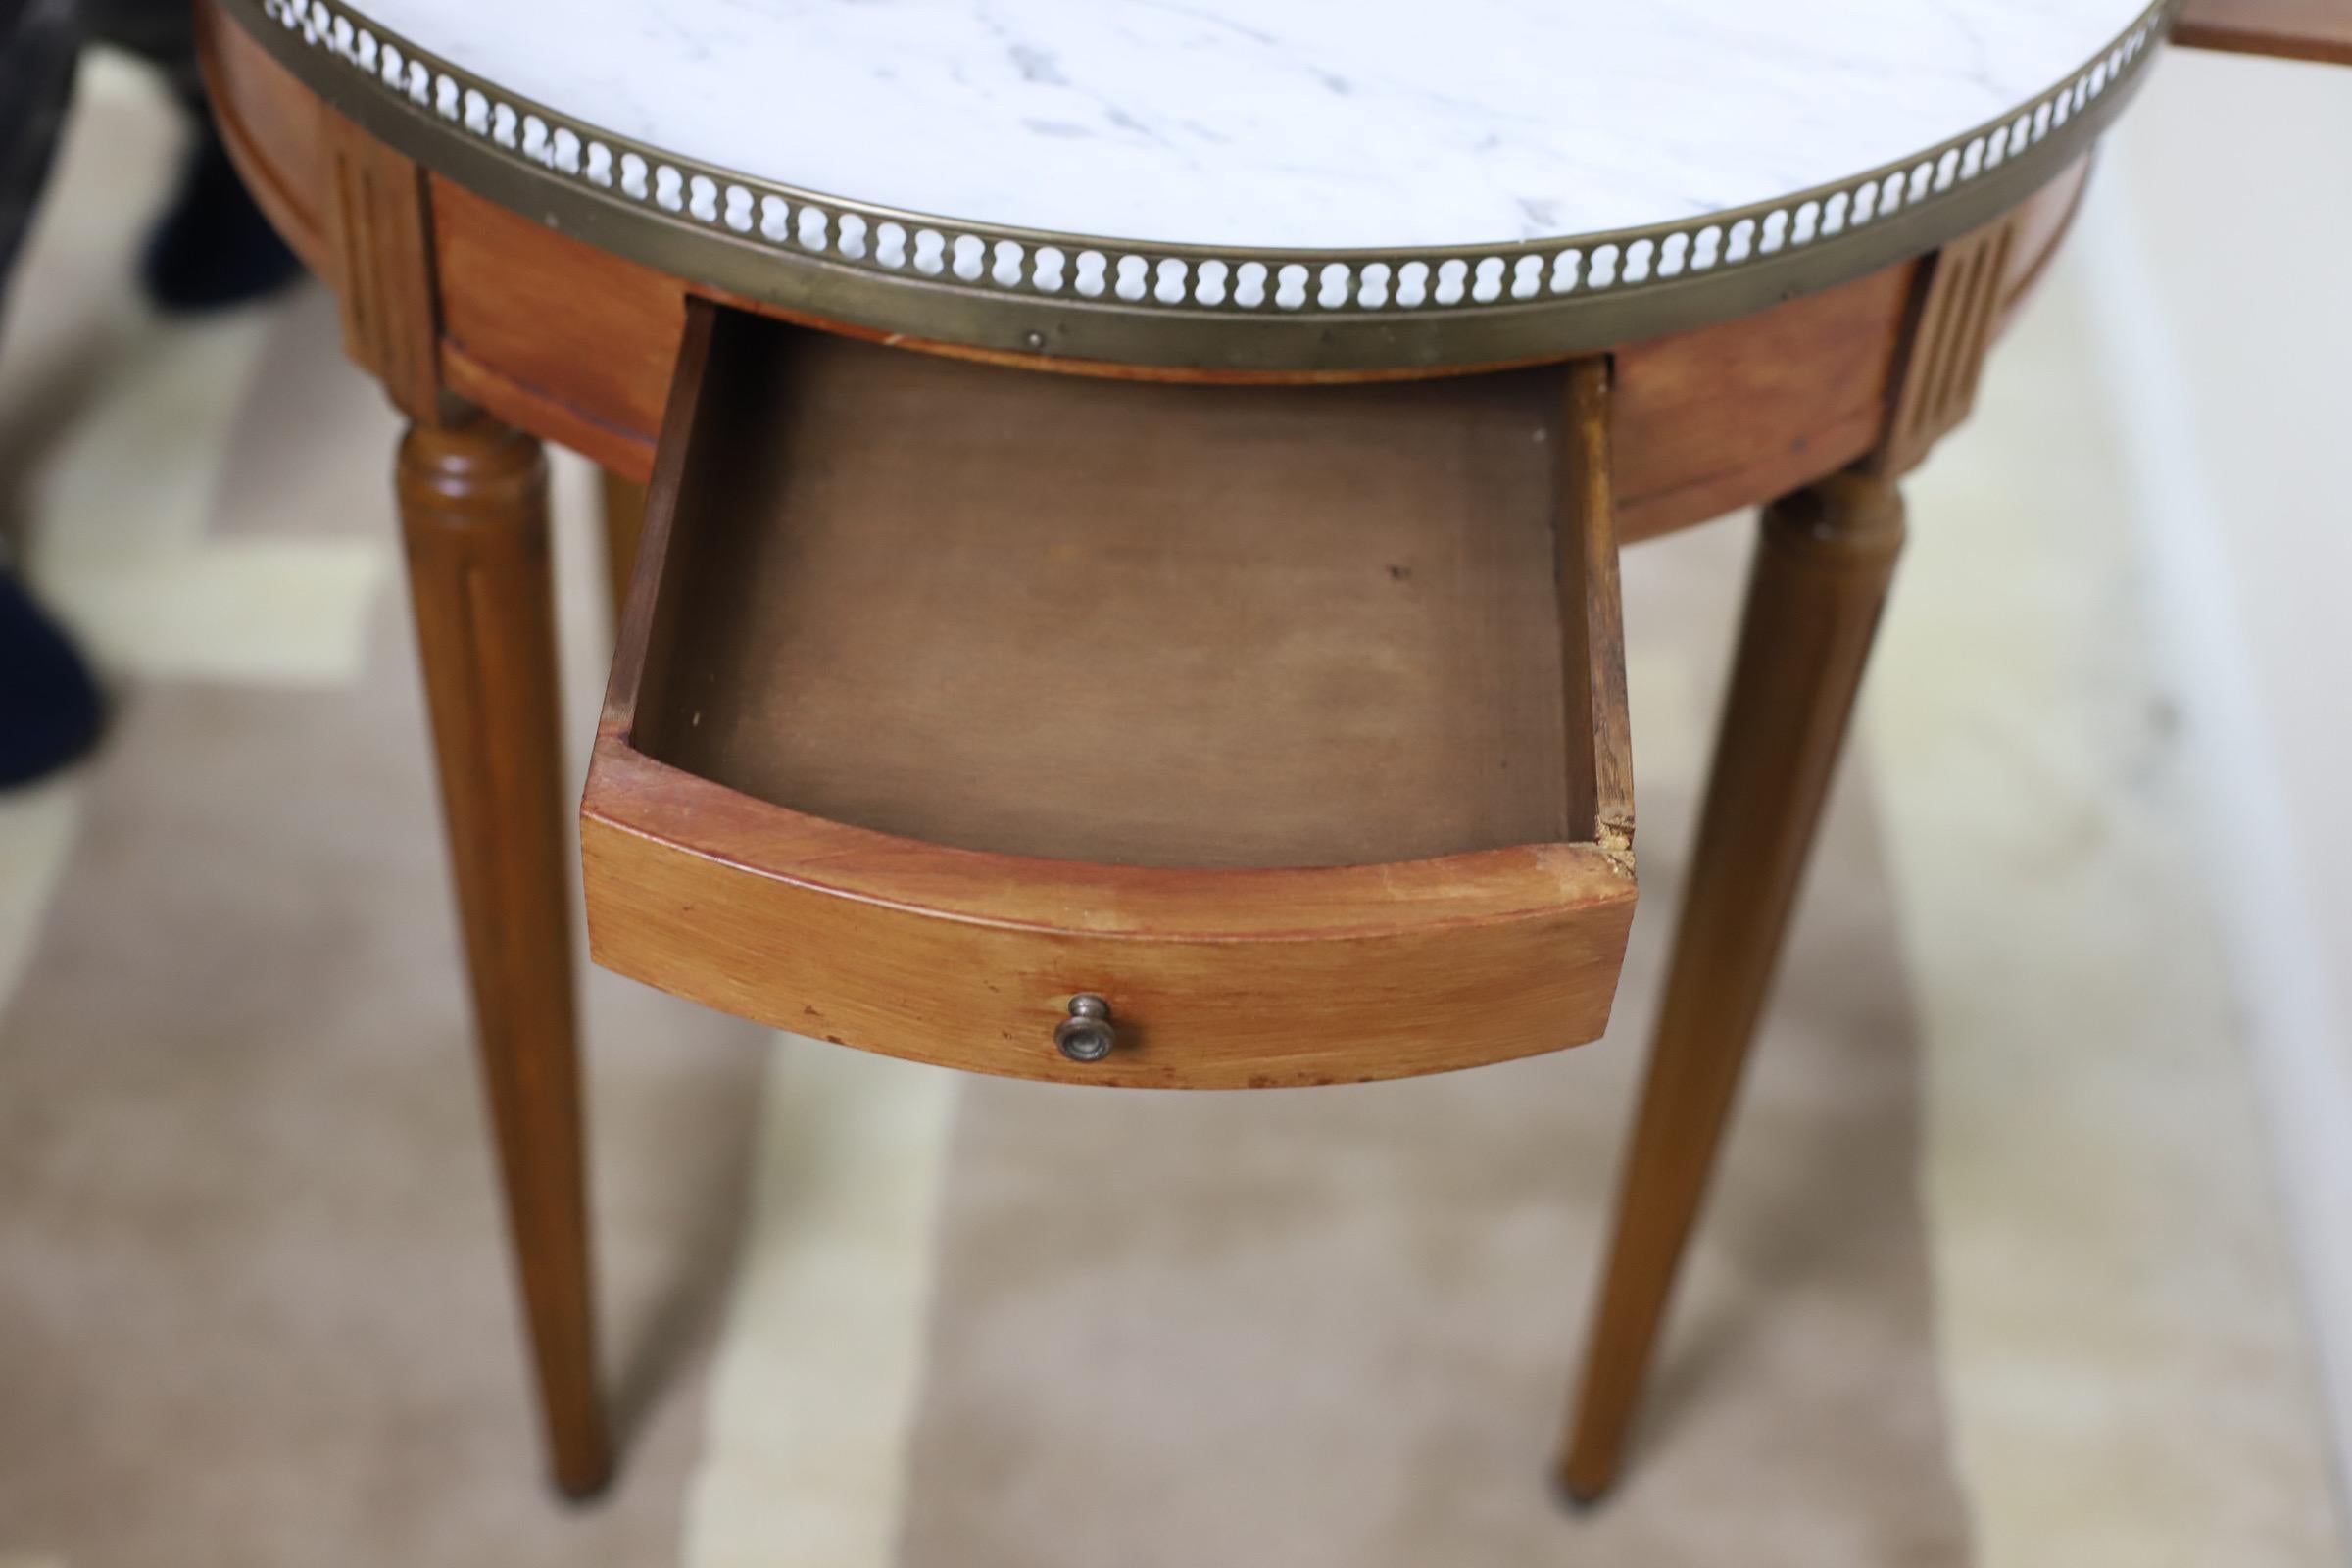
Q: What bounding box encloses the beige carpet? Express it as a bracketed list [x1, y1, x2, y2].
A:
[1881, 244, 2345, 1565]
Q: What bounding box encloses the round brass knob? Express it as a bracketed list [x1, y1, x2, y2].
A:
[1054, 994, 1116, 1062]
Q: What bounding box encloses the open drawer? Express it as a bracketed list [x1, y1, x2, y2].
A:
[582, 303, 1636, 1088]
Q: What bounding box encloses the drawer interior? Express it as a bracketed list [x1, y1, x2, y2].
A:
[588, 301, 1634, 1087]
[625, 312, 1599, 872]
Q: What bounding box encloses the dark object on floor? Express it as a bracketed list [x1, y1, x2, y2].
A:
[0, 564, 102, 787]
[140, 127, 302, 312]
[0, 0, 80, 300]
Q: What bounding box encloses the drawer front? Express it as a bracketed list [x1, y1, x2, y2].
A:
[586, 749, 1633, 1088]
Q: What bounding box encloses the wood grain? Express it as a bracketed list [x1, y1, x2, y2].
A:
[585, 785, 1633, 1091]
[398, 415, 609, 1499]
[583, 306, 1637, 1089]
[1996, 156, 2091, 318]
[321, 114, 446, 423]
[2176, 0, 2352, 65]
[639, 322, 1585, 869]
[1557, 359, 1636, 853]
[1559, 469, 1906, 1503]
[431, 177, 682, 480]
[597, 467, 647, 631]
[1610, 266, 1913, 541]
[1873, 212, 2021, 476]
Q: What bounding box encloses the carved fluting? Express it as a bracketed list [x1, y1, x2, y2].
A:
[1875, 214, 2021, 475]
[321, 110, 443, 419]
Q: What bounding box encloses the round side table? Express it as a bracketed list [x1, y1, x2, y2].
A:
[194, 0, 2332, 1511]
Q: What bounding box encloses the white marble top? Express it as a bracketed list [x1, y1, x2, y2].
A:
[349, 0, 2152, 251]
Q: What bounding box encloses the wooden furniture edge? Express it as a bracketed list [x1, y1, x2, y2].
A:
[579, 796, 1637, 1089]
[583, 738, 1636, 941]
[1558, 359, 1636, 852]
[2175, 0, 2352, 65]
[444, 338, 660, 480]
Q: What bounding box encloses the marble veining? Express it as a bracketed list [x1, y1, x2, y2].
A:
[337, 0, 2152, 251]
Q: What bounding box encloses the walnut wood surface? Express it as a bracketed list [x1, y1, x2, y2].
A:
[320, 115, 446, 423]
[2176, 0, 2352, 64]
[597, 467, 647, 632]
[1557, 360, 1636, 853]
[1874, 212, 2022, 477]
[397, 416, 609, 1499]
[642, 324, 1586, 868]
[1559, 470, 1907, 1503]
[432, 179, 683, 478]
[582, 304, 1637, 1089]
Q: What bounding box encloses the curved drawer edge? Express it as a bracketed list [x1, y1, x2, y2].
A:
[582, 743, 1637, 1089]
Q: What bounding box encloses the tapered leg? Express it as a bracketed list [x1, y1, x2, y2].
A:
[1559, 468, 1906, 1502]
[598, 467, 648, 630]
[398, 413, 611, 1499]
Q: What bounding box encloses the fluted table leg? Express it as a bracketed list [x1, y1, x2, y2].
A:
[398, 412, 611, 1500]
[1560, 468, 1906, 1503]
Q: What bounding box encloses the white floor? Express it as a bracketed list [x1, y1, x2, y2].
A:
[0, 58, 392, 1038]
[1883, 249, 2341, 1565]
[2084, 47, 2352, 1535]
